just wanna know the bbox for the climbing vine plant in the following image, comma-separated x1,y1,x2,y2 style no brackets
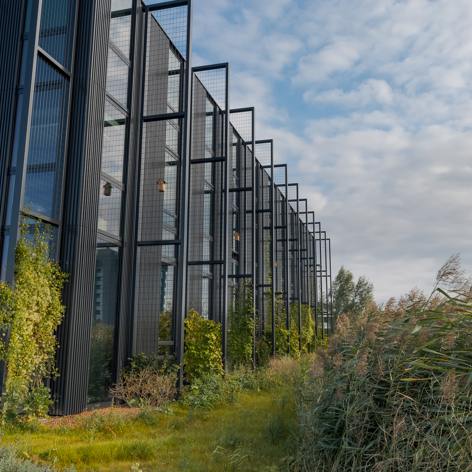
0,218,68,420
227,279,255,367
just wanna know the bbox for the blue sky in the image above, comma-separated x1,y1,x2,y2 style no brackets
191,0,472,302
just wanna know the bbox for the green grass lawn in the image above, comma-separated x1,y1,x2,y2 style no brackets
2,388,297,471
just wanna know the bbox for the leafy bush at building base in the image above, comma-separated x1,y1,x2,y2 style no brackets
184,310,223,381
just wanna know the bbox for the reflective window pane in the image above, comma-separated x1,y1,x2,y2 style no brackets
5,175,16,226
0,235,9,281
39,0,76,70
88,246,119,404
24,58,69,219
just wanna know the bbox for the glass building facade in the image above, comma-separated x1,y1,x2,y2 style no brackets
0,0,333,415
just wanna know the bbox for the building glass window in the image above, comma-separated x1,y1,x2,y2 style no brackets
88,245,120,404
10,94,24,167
0,236,10,281
23,57,69,219
39,0,77,70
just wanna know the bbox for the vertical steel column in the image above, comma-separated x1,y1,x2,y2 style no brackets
131,2,148,370
315,223,324,340
296,187,302,351
251,112,256,367
270,143,275,357
328,238,333,334
5,0,43,284
284,167,290,354
222,64,230,370
176,0,193,387
322,231,329,335
310,212,318,340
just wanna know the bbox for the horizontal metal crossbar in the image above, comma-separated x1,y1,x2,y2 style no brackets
193,63,228,72
143,112,184,122
137,240,182,246
147,0,189,12
188,261,224,265
191,157,225,164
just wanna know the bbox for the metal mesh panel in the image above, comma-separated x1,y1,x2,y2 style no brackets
98,178,122,237
134,245,178,358
110,12,132,59
229,110,254,279
144,13,185,117
195,69,227,112
106,46,129,108
103,100,126,182
138,120,181,241
288,185,298,213
230,110,252,145
150,6,188,58
188,76,227,321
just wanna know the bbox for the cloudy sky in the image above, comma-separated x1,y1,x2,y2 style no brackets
188,0,472,303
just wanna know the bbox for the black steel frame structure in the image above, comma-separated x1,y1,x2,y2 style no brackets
0,0,333,415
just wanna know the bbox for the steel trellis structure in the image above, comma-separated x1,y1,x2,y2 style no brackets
0,0,334,415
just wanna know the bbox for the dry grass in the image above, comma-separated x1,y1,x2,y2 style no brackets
109,366,177,409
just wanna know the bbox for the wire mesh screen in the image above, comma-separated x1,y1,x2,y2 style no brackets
274,188,285,295
273,166,286,187
110,11,132,59
289,207,298,302
144,13,185,117
194,68,227,112
133,245,179,358
150,6,188,58
138,120,181,241
187,76,227,321
288,185,298,213
230,110,253,145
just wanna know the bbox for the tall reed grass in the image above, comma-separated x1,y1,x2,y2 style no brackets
295,269,472,471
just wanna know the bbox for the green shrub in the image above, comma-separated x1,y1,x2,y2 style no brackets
295,288,472,471
184,310,223,381
228,280,255,367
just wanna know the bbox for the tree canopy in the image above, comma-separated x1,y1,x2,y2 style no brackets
332,266,374,320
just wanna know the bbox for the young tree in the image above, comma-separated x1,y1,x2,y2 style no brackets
332,266,374,320
332,266,355,318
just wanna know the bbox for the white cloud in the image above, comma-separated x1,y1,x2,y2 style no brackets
305,79,394,107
